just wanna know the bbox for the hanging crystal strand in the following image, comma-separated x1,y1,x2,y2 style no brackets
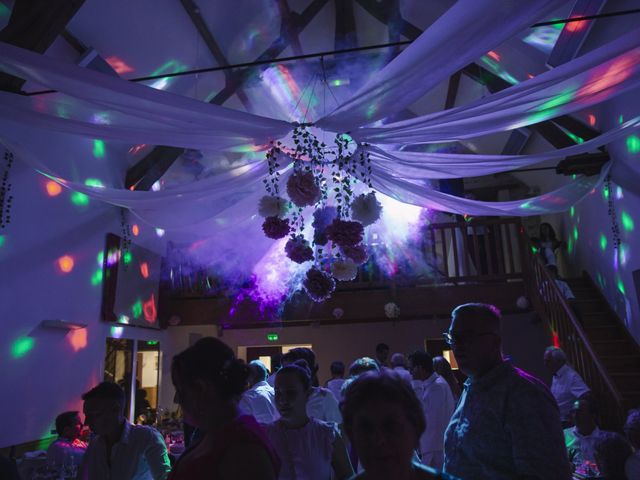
0,150,14,229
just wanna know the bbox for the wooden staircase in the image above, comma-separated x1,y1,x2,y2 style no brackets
566,274,640,413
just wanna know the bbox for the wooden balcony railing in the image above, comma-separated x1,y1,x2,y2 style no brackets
524,242,625,429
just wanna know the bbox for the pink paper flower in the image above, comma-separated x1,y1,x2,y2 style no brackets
341,244,369,265
326,219,364,247
262,216,290,239
303,267,336,302
285,235,314,264
286,171,321,207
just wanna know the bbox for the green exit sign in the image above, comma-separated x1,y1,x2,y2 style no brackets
266,333,279,342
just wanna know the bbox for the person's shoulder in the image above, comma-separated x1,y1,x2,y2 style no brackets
506,366,555,403
130,424,164,442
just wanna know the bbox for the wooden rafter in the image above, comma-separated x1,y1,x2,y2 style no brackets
126,0,329,190
0,0,86,92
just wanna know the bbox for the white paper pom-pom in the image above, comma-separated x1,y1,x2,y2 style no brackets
258,195,288,218
384,302,400,319
333,308,344,319
350,192,382,227
331,259,358,281
516,296,530,310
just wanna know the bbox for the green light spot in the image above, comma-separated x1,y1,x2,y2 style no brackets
627,135,640,154
571,174,577,180
570,206,575,217
267,333,279,342
619,115,624,124
93,140,105,158
617,278,626,295
567,237,574,254
521,201,531,210
97,251,104,265
599,234,607,251
84,178,104,188
565,131,584,144
71,192,89,206
123,251,132,264
118,315,129,324
90,269,103,286
147,341,158,346
573,226,579,241
531,246,538,254
0,235,5,247
132,300,143,318
621,211,634,231
11,336,35,359
0,3,10,17
603,184,610,200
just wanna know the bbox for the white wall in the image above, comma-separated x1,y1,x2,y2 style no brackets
0,144,166,448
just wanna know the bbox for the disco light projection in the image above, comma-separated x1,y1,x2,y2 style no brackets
11,336,34,359
90,269,103,286
573,226,579,241
627,135,640,154
97,251,104,266
68,328,88,352
45,180,62,197
570,206,575,217
147,60,187,91
132,299,143,319
105,56,134,75
143,294,157,323
262,65,315,121
57,255,75,274
564,17,587,33
616,186,624,200
106,248,120,266
479,54,519,85
118,315,130,324
92,140,105,159
0,235,5,248
619,243,630,266
621,211,634,232
155,228,165,238
140,261,149,279
110,326,124,338
587,114,596,127
599,233,607,251
84,178,104,188
123,251,132,265
132,224,140,236
71,192,89,206
522,22,562,53
617,277,626,295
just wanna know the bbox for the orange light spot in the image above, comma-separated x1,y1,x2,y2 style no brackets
140,262,149,279
588,114,596,126
143,294,157,323
105,56,134,75
565,18,587,33
578,53,639,98
487,50,500,62
527,73,535,79
68,328,88,352
132,224,140,236
129,185,136,191
57,255,75,273
46,181,62,197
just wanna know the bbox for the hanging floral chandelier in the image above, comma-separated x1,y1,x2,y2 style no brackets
258,126,382,302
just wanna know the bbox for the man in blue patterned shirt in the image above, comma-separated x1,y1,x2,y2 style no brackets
443,303,570,479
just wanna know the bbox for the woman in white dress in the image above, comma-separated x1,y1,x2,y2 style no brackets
263,360,353,480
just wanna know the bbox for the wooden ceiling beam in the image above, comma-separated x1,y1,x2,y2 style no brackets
0,0,86,92
126,0,329,190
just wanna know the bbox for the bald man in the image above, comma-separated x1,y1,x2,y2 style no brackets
443,303,570,480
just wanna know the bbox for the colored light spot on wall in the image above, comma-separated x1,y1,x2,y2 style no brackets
599,234,607,251
570,206,575,217
71,192,89,206
616,186,623,200
110,326,124,338
627,135,640,154
57,255,75,273
619,243,630,266
603,184,609,200
565,131,584,144
92,140,105,159
11,336,34,359
106,248,120,266
155,228,165,238
132,299,143,318
90,269,103,286
139,262,149,279
619,115,624,124
118,315,130,324
143,294,157,323
68,328,88,352
0,235,5,248
572,227,579,241
84,178,104,188
46,181,62,197
617,278,626,295
132,224,140,236
621,211,634,231
151,181,161,192
587,114,596,127
105,56,134,75
123,251,132,265
565,17,587,33
567,237,574,255
487,50,500,62
97,251,104,266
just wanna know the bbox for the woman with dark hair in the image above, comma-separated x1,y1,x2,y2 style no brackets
342,371,457,480
169,337,279,480
432,356,462,402
532,222,563,266
263,360,353,480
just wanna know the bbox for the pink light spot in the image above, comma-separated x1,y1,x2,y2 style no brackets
140,262,149,279
105,56,134,75
565,17,587,33
143,294,157,323
588,114,596,126
487,50,500,62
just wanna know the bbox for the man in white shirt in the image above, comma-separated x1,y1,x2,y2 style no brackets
239,360,279,423
47,411,87,470
624,408,640,479
408,350,455,470
326,361,346,403
390,353,413,384
544,347,590,426
79,382,171,480
564,398,603,467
